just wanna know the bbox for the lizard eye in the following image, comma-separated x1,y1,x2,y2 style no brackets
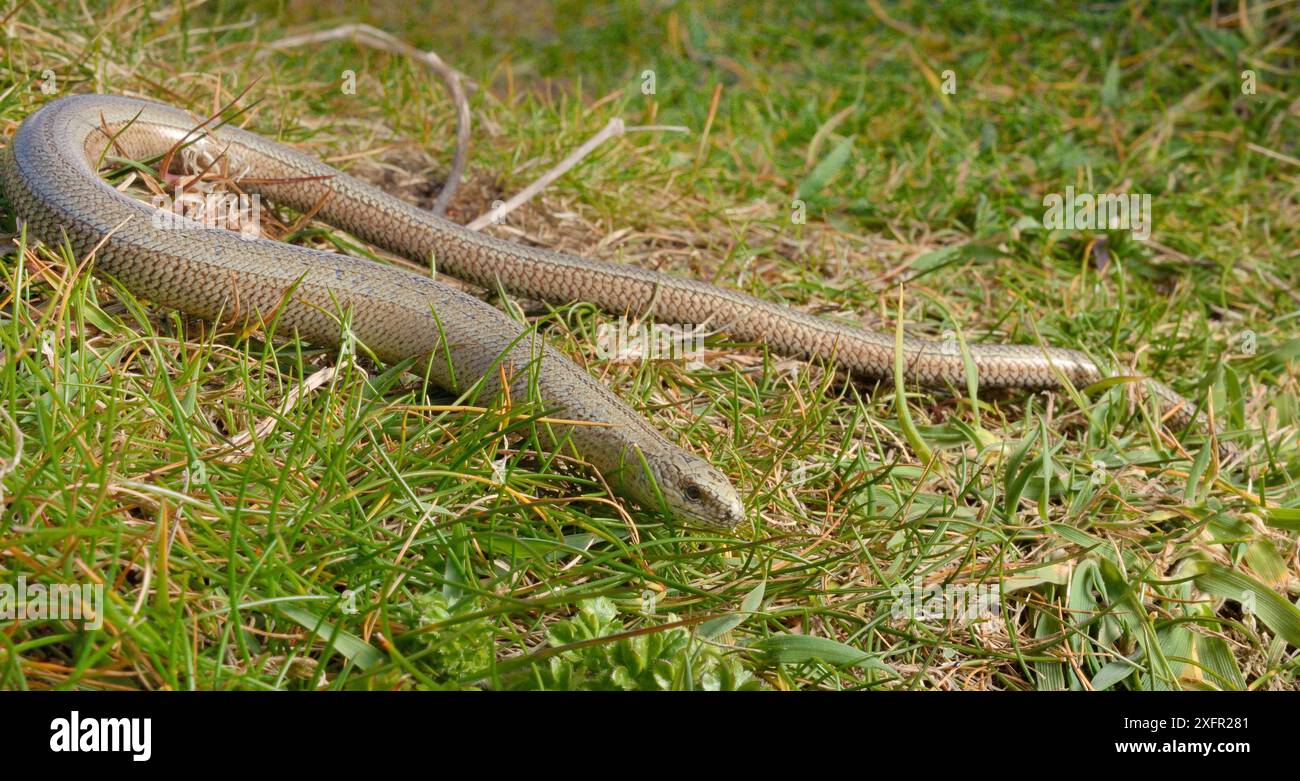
683,484,702,503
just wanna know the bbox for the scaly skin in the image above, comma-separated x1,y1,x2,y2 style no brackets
0,95,1210,528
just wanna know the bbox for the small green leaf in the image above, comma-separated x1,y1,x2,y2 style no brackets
442,556,467,605
1092,660,1138,690
1037,418,1052,520
796,139,853,200
1033,608,1066,690
1003,431,1039,519
907,244,962,274
278,605,383,671
1263,507,1300,531
698,580,765,640
1046,524,1108,554
741,580,766,614
893,287,936,468
1195,635,1246,691
1244,539,1289,590
753,635,895,676
1101,58,1121,107
1184,439,1212,505
1192,562,1300,647
1002,563,1072,592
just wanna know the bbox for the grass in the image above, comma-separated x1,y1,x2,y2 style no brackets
0,0,1298,690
